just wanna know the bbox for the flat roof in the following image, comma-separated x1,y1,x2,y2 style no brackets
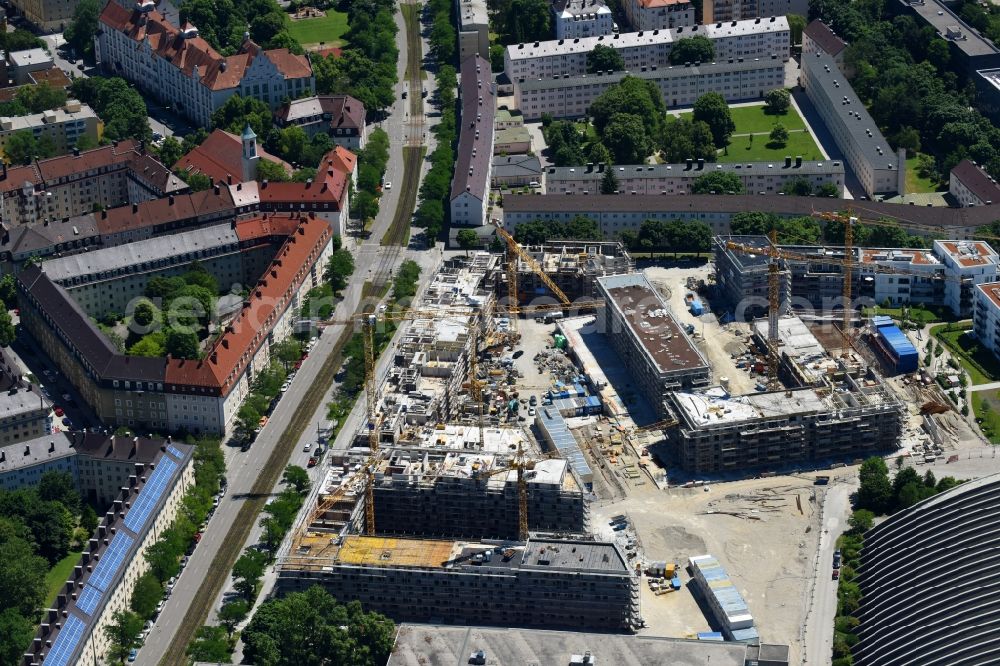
506,17,788,61
802,50,898,173
517,55,783,89
335,536,458,567
0,386,49,418
0,103,97,132
522,538,628,572
715,234,774,270
903,0,998,57
977,282,1000,310
672,386,828,426
389,625,751,666
598,273,708,375
936,240,998,267
7,48,52,67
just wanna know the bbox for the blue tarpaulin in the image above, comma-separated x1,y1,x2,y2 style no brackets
872,317,918,373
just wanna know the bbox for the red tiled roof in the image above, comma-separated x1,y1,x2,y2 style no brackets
313,46,343,59
164,213,333,391
804,20,847,57
325,145,357,176
173,129,292,184
256,148,353,209
99,3,310,92
234,215,301,242
265,49,312,79
97,188,236,236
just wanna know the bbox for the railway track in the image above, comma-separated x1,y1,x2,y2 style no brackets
158,315,362,666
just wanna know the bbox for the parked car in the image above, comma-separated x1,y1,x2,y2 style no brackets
128,648,138,662
832,569,840,580
307,456,318,467
303,442,312,452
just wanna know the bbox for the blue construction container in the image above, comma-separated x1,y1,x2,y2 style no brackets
584,395,602,415
871,316,918,374
689,297,704,316
697,632,724,641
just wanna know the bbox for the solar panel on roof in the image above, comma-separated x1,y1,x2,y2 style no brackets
88,532,134,592
75,584,102,616
166,444,185,460
45,615,86,666
124,457,178,533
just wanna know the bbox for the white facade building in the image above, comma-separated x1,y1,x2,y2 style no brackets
553,0,616,39
950,159,1000,207
457,0,491,61
935,240,1000,317
504,16,789,81
0,102,101,157
514,56,786,120
97,2,314,129
546,157,843,195
451,56,495,226
974,282,1000,358
800,50,904,198
623,0,696,31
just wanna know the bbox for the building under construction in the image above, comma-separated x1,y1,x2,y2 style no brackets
277,534,641,631
516,241,634,301
666,364,904,474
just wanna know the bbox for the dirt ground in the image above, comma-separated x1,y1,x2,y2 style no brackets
588,470,849,663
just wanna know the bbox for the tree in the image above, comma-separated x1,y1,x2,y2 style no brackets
80,504,99,534
588,141,612,165
256,158,290,183
543,120,585,167
0,274,16,310
600,167,619,194
38,471,80,514
661,117,717,163
131,300,160,329
129,333,166,358
456,229,480,256
130,572,163,619
602,112,652,164
187,625,232,661
165,328,200,360
692,93,736,148
891,126,921,157
156,136,185,169
104,610,143,665
489,44,505,73
857,456,892,514
4,131,44,165
218,599,250,637
184,172,213,192
0,310,14,346
586,44,625,73
502,0,552,43
64,0,101,60
0,536,47,617
691,171,744,194
70,77,150,142
781,176,813,196
847,509,874,535
788,14,807,45
273,339,302,370
324,249,355,292
816,182,840,197
668,36,715,64
282,465,310,495
769,123,789,147
0,608,34,666
232,548,269,602
242,585,395,666
764,88,791,115
589,76,665,140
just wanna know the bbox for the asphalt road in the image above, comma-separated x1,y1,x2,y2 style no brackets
803,482,853,665
138,1,436,660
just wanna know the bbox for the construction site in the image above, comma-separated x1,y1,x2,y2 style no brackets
273,212,992,661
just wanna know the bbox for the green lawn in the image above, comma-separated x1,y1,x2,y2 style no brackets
932,323,1000,385
905,155,944,194
716,130,823,163
680,103,807,133
972,388,1000,444
286,10,350,46
45,551,82,607
860,304,953,325
679,102,822,163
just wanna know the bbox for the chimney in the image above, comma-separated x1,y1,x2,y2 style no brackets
227,174,233,185
210,352,218,364
168,195,174,205
795,156,802,167
784,156,791,168
262,179,268,189
1,162,6,180
305,178,313,188
221,339,229,349
697,158,704,170
685,158,693,170
132,203,138,213
214,183,221,195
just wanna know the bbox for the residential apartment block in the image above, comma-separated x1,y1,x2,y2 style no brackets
504,17,789,82
802,19,847,67
96,2,314,128
16,213,336,436
0,101,101,159
546,157,843,195
9,0,75,31
21,443,194,666
949,159,1000,207
0,140,186,227
6,48,54,84
450,56,495,226
514,56,786,120
597,273,710,416
457,0,490,61
623,0,696,31
0,386,51,448
800,50,905,198
274,95,367,149
553,0,616,39
974,282,1000,360
714,235,1000,318
703,0,809,24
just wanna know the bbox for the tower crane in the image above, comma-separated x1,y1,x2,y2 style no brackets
476,442,562,542
811,212,857,357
